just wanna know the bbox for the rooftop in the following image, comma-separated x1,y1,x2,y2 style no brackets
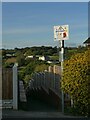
83,37,90,44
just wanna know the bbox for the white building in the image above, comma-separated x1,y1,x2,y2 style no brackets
47,61,53,64
39,56,46,61
26,55,34,59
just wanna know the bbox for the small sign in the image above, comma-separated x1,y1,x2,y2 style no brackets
54,25,69,41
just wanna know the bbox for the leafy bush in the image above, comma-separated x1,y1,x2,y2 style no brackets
61,49,90,116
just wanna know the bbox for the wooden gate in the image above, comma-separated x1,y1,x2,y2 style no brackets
2,64,18,109
2,68,13,100
2,68,13,108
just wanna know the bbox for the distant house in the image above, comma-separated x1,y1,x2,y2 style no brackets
6,54,12,57
47,61,53,64
26,55,34,58
25,55,35,59
6,54,16,58
39,56,45,61
6,52,16,58
83,37,90,47
39,56,49,61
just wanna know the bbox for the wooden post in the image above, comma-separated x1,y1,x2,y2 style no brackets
13,63,18,110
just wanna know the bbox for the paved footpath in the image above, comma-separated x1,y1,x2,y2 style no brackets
1,110,87,119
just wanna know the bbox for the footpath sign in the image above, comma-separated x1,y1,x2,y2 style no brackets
54,25,69,40
53,24,69,113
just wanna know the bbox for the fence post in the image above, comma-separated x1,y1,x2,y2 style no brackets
13,63,18,109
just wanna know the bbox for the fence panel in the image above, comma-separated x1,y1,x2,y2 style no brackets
2,68,13,100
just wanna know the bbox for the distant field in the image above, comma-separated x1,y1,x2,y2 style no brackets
6,57,16,63
49,56,59,61
68,49,77,53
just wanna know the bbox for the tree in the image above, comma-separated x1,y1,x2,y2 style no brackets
2,49,6,57
24,75,32,84
35,64,49,72
24,50,33,56
61,49,90,116
24,61,35,74
16,53,25,66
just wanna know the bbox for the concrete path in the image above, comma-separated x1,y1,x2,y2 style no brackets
2,110,86,119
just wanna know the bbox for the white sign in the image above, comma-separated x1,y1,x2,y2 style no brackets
54,25,69,40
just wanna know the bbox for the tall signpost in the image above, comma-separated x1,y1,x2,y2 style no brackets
54,25,69,113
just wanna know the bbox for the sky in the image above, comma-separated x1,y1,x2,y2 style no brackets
2,2,88,49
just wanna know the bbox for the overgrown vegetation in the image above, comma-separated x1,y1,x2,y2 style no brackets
2,46,58,84
2,46,88,87
61,48,90,116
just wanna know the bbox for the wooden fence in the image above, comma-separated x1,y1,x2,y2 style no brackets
2,64,18,109
2,68,13,100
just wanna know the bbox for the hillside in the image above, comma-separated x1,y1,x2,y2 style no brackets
2,46,88,84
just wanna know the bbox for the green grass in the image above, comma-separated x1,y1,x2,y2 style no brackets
49,56,59,61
